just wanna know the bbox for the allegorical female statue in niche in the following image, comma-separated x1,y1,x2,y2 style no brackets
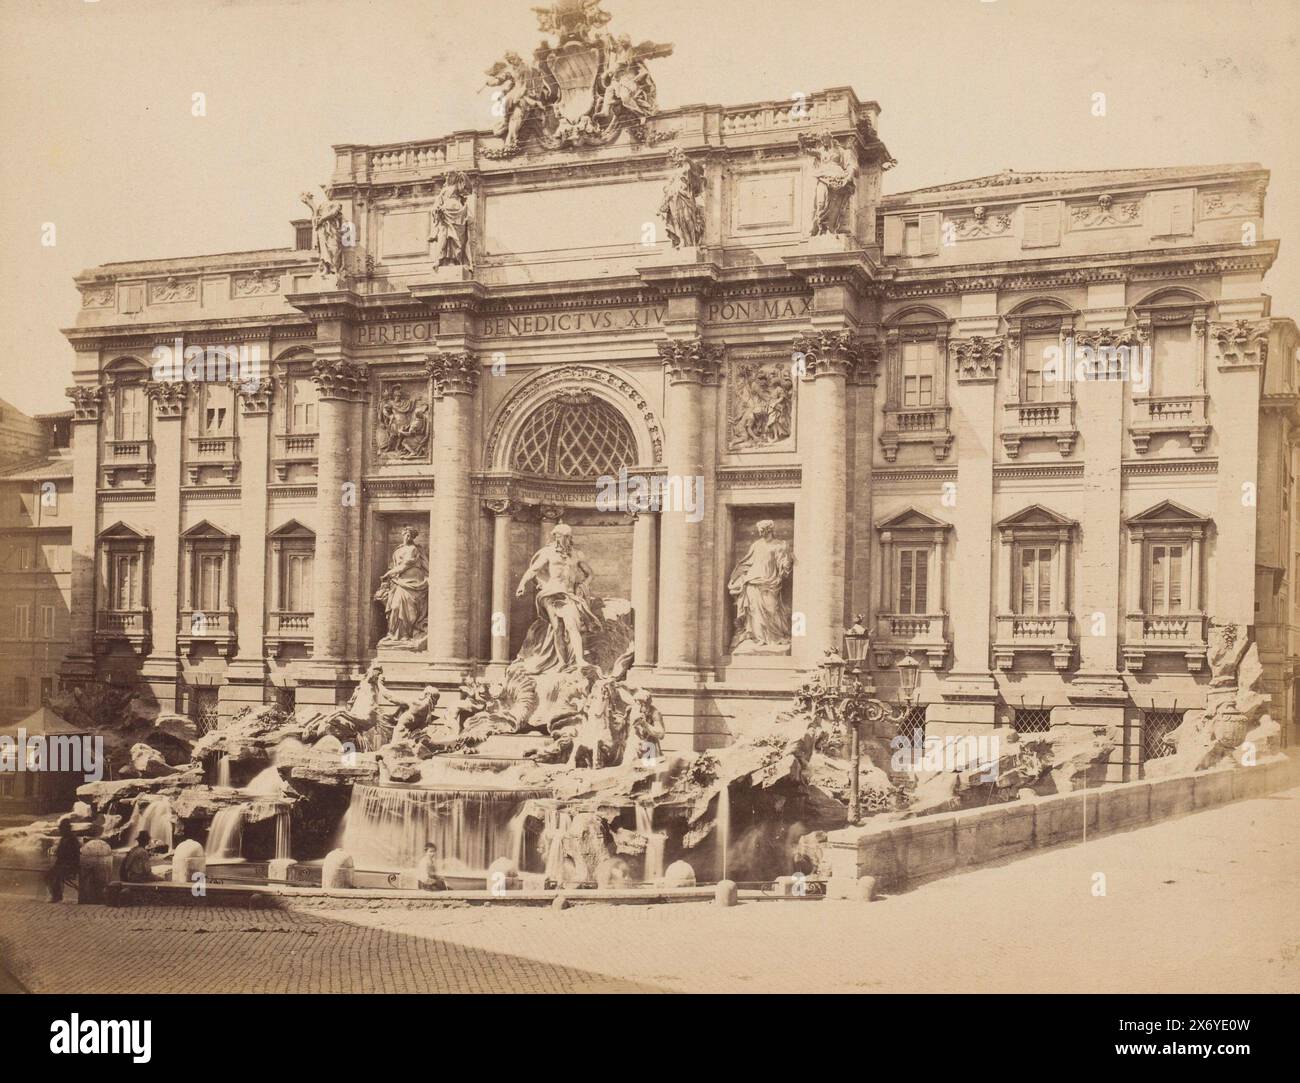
374,526,429,648
727,519,794,653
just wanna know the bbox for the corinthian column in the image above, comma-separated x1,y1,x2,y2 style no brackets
310,357,368,665
654,337,721,674
791,329,862,666
485,499,515,664
427,350,480,669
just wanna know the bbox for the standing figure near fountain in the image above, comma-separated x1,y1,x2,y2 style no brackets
515,524,596,673
375,526,429,648
728,519,793,653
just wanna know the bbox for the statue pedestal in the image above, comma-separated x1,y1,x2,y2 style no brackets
430,263,472,282
800,232,859,254
646,244,707,265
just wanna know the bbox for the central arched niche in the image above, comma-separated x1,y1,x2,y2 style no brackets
492,376,656,661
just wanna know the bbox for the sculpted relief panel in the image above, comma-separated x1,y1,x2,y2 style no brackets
728,357,796,452
374,380,432,463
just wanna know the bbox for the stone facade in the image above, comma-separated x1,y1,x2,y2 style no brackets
0,412,75,725
57,5,1298,778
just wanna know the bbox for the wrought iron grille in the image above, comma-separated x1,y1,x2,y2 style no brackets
898,705,927,745
1143,709,1182,761
1013,707,1052,734
191,688,219,734
512,394,638,479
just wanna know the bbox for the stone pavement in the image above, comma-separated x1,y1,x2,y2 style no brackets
2,788,1298,994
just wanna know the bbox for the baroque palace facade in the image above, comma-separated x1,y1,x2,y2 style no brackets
58,3,1298,778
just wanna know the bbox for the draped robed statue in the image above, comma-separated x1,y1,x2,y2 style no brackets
728,519,793,653
374,526,429,648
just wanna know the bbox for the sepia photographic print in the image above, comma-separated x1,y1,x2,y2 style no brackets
0,0,1297,1048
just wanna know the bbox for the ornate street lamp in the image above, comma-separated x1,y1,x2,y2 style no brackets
814,624,925,826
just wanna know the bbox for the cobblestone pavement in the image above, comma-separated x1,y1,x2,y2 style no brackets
2,789,1298,994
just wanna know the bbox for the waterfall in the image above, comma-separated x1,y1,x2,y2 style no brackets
635,800,666,883
208,805,248,861
128,797,174,852
340,785,550,875
215,754,231,788
275,808,291,861
543,808,571,884
244,766,284,796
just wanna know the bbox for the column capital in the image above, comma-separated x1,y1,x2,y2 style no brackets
657,337,723,385
426,350,481,397
791,328,872,381
145,378,190,418
231,377,274,415
65,384,103,421
952,335,1005,384
311,357,369,401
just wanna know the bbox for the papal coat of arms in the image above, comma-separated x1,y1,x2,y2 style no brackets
482,0,672,155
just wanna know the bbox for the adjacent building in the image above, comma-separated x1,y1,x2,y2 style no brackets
57,3,1298,777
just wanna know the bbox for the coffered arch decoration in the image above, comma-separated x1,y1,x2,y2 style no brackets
484,364,663,476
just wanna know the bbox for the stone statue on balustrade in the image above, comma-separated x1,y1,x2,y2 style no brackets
798,131,856,236
374,527,429,650
300,187,350,282
658,146,705,250
430,171,473,269
728,519,794,654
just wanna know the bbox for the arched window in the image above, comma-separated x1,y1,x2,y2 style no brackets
511,393,637,480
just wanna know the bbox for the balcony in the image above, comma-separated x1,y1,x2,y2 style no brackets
879,405,953,462
1122,612,1208,673
273,433,318,482
187,436,239,484
873,613,949,667
103,439,155,487
1001,399,1078,457
93,608,152,654
1129,395,1210,454
265,610,313,657
993,614,1074,671
177,609,238,657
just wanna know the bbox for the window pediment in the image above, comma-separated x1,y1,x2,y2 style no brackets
996,504,1076,535
1125,499,1208,526
98,521,148,541
876,507,952,533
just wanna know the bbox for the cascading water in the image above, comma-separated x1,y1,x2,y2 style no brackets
244,766,284,796
341,785,549,874
215,754,231,788
207,805,247,861
635,800,666,883
128,797,174,851
275,808,291,861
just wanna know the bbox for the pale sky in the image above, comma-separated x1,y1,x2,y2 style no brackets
1,0,1296,415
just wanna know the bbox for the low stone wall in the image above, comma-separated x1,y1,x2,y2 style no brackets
824,755,1299,892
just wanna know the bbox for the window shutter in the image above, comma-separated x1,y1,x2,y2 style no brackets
883,216,904,256
1038,548,1053,612
1150,545,1166,611
1168,546,1183,610
1020,549,1034,612
899,550,913,613
914,552,929,614
1022,202,1062,249
918,212,941,255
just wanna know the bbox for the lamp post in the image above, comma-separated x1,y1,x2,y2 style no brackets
814,621,924,826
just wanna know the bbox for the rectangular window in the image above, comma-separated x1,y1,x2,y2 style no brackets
1023,332,1058,402
1152,324,1195,396
118,384,146,440
40,605,54,639
12,676,28,707
290,378,318,433
1017,545,1054,615
204,406,228,434
901,342,936,408
112,553,142,610
196,553,224,611
1149,544,1185,613
16,546,30,571
40,677,54,704
284,551,314,611
13,604,30,638
897,547,930,615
